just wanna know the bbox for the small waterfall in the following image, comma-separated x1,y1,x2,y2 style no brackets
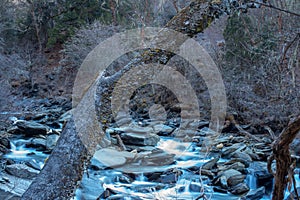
246,163,257,189
136,173,147,182
10,141,16,151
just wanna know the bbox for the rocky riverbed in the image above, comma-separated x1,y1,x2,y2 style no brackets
0,103,299,200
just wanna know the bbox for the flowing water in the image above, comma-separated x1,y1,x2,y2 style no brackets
4,136,300,199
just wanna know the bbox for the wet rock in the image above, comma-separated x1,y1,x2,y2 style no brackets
157,168,182,184
227,174,246,187
202,157,219,170
26,138,46,150
218,169,243,188
114,174,133,184
220,162,246,172
230,183,250,195
241,186,265,200
189,182,202,192
250,162,273,188
141,149,175,166
232,151,252,162
0,137,10,149
224,158,250,168
213,186,228,194
46,134,59,150
153,124,174,136
0,172,32,199
5,163,39,179
199,169,215,179
93,148,135,167
8,120,49,136
222,143,247,158
120,133,160,146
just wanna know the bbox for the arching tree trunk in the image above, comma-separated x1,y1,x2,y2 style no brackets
22,1,268,199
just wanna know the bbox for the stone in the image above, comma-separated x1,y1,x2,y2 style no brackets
241,186,265,200
93,148,135,167
140,150,175,166
120,133,160,146
232,151,252,162
202,157,219,170
219,169,243,188
0,172,32,199
46,134,59,150
227,174,246,187
153,124,174,136
189,182,202,192
26,138,46,150
230,183,250,195
5,164,39,179
8,120,49,136
222,143,247,158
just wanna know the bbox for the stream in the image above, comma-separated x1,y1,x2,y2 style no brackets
4,135,300,200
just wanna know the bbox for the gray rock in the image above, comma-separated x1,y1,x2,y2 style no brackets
8,120,49,136
202,157,219,170
241,186,265,200
228,174,246,187
120,133,160,146
0,172,32,199
222,143,247,158
140,150,175,166
230,183,250,195
26,138,46,150
153,124,174,136
219,169,243,188
5,164,39,179
232,151,252,162
93,148,135,167
46,134,59,150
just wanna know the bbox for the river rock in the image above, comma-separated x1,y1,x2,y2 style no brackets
230,183,250,195
0,172,32,199
93,148,135,167
140,149,175,166
26,138,46,150
227,174,246,187
153,124,174,136
8,120,49,136
120,133,160,146
241,186,265,200
222,143,247,158
46,134,59,150
218,169,243,188
5,163,39,179
202,157,219,170
232,151,252,162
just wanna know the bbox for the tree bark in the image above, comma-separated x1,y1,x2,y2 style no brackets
268,116,300,200
21,118,88,200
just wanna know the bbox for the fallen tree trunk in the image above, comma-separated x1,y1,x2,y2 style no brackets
21,118,88,200
268,116,300,200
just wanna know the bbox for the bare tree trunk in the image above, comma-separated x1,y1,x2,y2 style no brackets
21,118,89,200
268,116,300,200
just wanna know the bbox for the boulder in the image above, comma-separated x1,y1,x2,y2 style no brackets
218,169,244,188
241,186,265,200
5,164,39,179
230,183,250,195
120,133,160,146
202,157,219,170
93,148,135,167
232,151,252,162
46,134,59,150
8,120,49,136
